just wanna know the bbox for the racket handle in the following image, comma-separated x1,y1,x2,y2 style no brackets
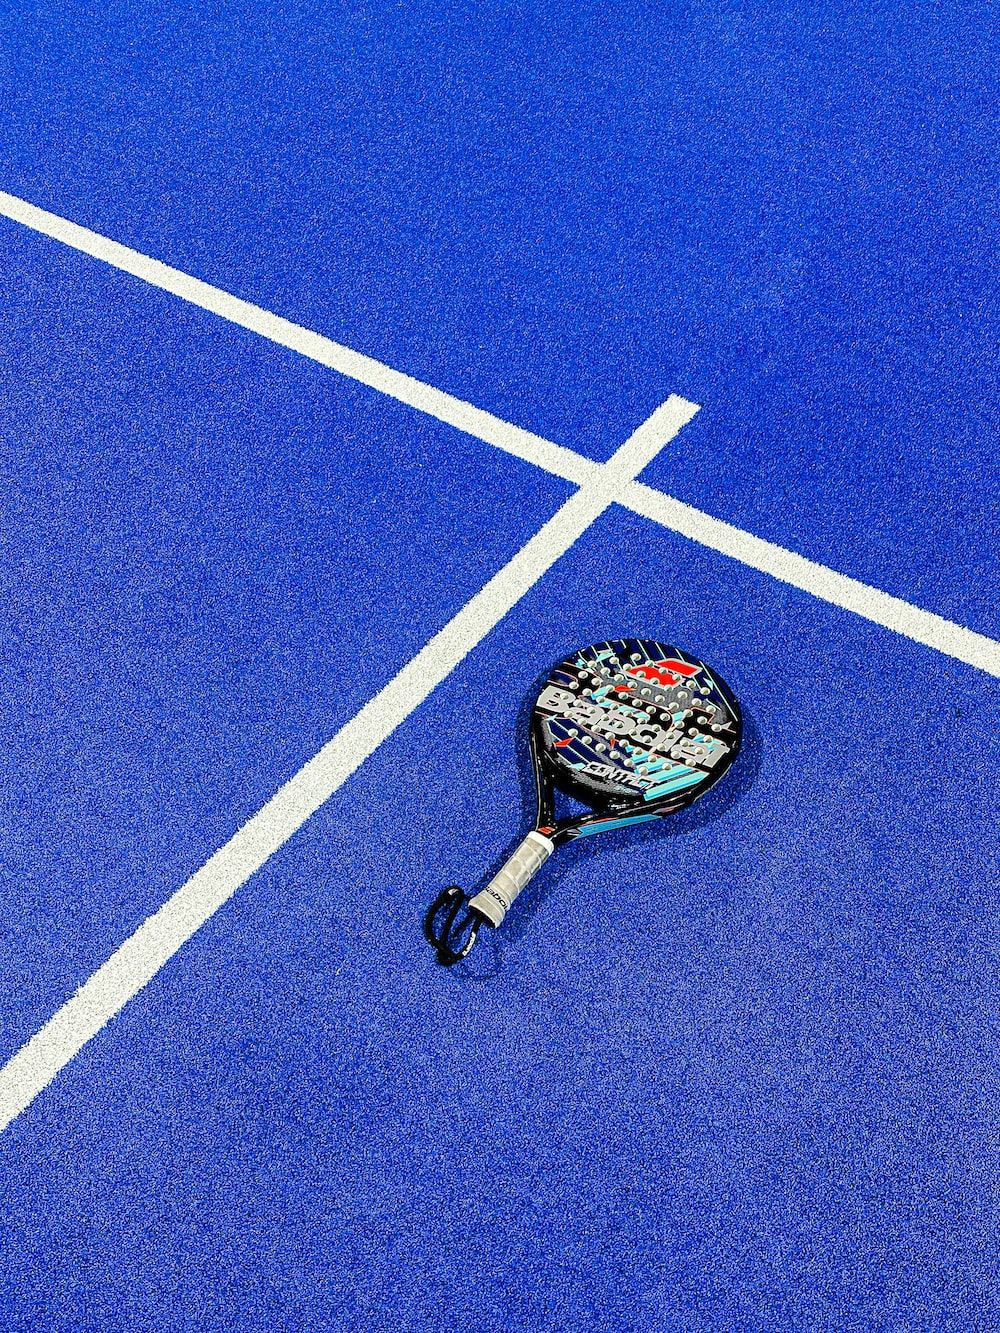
469,831,555,928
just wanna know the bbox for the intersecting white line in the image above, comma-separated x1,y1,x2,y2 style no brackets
0,187,998,1135
2,189,996,678
0,397,698,1134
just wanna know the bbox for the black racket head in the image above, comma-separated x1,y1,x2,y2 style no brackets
532,638,741,820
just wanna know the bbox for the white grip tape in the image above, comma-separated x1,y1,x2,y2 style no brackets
468,831,555,929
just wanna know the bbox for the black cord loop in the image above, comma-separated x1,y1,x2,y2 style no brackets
424,886,486,966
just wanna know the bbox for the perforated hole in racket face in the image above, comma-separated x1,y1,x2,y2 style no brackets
532,638,741,822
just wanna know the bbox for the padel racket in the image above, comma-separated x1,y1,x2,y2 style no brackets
425,637,742,964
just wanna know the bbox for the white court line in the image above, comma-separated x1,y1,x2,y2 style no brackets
0,187,998,1132
0,191,595,488
0,398,698,1134
2,189,997,678
626,485,1000,678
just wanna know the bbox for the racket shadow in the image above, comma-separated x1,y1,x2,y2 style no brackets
431,663,762,979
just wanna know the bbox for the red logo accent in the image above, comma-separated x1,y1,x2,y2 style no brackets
554,738,573,748
625,658,700,687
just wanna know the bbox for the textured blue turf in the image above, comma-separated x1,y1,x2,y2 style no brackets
2,1,997,631
1,1,998,1329
2,515,997,1331
0,222,568,1061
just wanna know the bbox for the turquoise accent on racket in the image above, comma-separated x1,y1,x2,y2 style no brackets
574,813,661,837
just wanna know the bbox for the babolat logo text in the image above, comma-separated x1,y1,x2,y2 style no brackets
537,684,729,769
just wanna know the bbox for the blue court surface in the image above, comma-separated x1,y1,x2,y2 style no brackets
1,5,997,1331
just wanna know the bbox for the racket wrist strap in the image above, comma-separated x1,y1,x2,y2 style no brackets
468,831,555,928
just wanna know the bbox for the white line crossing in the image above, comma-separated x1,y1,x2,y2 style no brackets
0,186,998,1134
2,190,995,677
0,396,697,1133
